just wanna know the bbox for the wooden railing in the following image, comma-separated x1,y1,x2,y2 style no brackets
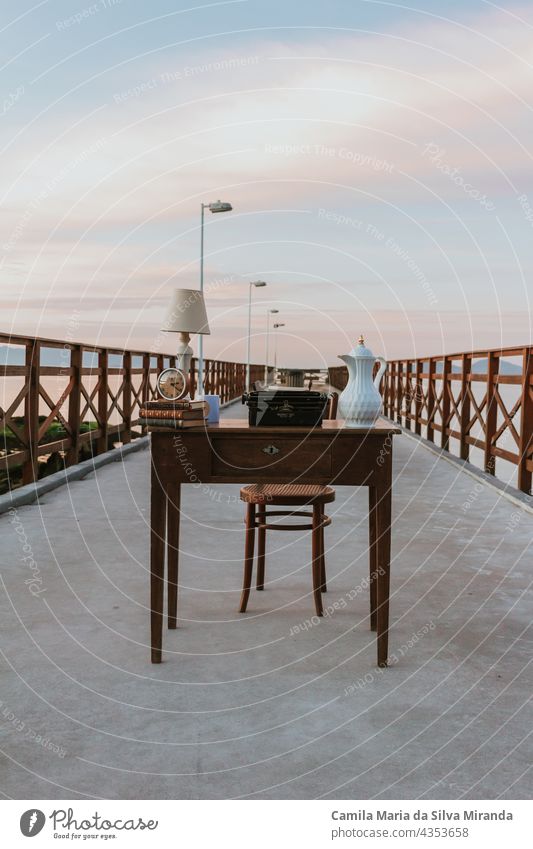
330,346,533,494
7,332,530,494
0,332,264,491
195,359,264,402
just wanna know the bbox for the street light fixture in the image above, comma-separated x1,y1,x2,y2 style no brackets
246,281,267,391
265,309,279,385
273,322,285,376
198,199,233,395
207,201,233,213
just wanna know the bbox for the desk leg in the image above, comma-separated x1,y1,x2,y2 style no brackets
150,462,166,663
167,483,180,629
375,473,392,668
368,486,378,632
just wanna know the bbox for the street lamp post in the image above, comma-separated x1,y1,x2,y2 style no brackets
198,199,232,395
273,322,285,377
246,281,267,391
264,309,279,385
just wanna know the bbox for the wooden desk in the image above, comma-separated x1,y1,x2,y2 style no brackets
149,418,400,666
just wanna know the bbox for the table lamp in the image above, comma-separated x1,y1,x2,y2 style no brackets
161,288,211,383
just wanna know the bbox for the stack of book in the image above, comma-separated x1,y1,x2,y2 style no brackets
139,399,209,429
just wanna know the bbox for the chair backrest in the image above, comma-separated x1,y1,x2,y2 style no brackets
326,392,339,420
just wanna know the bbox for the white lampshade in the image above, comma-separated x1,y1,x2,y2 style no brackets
161,288,211,335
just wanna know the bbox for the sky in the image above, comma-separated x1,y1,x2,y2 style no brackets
1,0,532,368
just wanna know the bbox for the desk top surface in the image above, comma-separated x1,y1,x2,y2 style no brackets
150,417,401,436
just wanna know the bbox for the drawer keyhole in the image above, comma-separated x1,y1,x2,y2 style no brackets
262,444,280,455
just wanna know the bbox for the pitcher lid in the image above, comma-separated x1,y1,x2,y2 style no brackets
349,334,375,358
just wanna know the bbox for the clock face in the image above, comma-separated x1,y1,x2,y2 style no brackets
156,367,187,400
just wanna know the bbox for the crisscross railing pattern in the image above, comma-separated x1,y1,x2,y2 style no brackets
1,332,264,490
329,346,533,494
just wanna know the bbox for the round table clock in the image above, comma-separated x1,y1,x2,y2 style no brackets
156,367,188,401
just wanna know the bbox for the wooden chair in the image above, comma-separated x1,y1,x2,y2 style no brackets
239,393,338,617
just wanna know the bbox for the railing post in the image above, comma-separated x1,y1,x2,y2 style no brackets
387,363,393,418
66,344,82,466
427,357,436,443
207,359,212,396
97,349,109,455
390,360,396,420
231,362,236,400
414,359,422,436
518,346,533,494
142,353,151,405
395,361,403,424
404,359,412,428
383,363,390,417
389,362,394,419
390,360,397,420
141,353,150,435
22,338,40,485
460,353,471,461
381,366,387,416
122,351,132,444
441,355,451,450
484,351,498,475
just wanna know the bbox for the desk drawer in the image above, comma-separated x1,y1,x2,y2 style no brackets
210,436,331,479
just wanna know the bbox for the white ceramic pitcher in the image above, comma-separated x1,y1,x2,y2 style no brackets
338,335,388,427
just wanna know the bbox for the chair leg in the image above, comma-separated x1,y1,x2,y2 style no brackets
312,505,324,616
319,517,327,593
256,504,266,590
239,503,256,613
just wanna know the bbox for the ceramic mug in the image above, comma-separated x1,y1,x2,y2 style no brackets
204,394,220,423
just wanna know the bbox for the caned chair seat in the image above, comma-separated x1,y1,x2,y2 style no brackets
240,483,335,506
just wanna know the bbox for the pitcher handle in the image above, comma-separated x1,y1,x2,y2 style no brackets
374,356,387,391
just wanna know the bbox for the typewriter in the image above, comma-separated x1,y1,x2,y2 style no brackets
242,389,330,427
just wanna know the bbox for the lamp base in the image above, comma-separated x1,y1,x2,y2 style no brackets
176,332,193,397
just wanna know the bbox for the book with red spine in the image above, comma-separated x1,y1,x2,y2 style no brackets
139,417,207,429
139,408,206,420
145,399,208,413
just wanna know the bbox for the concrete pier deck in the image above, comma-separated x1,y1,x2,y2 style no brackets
0,408,531,800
